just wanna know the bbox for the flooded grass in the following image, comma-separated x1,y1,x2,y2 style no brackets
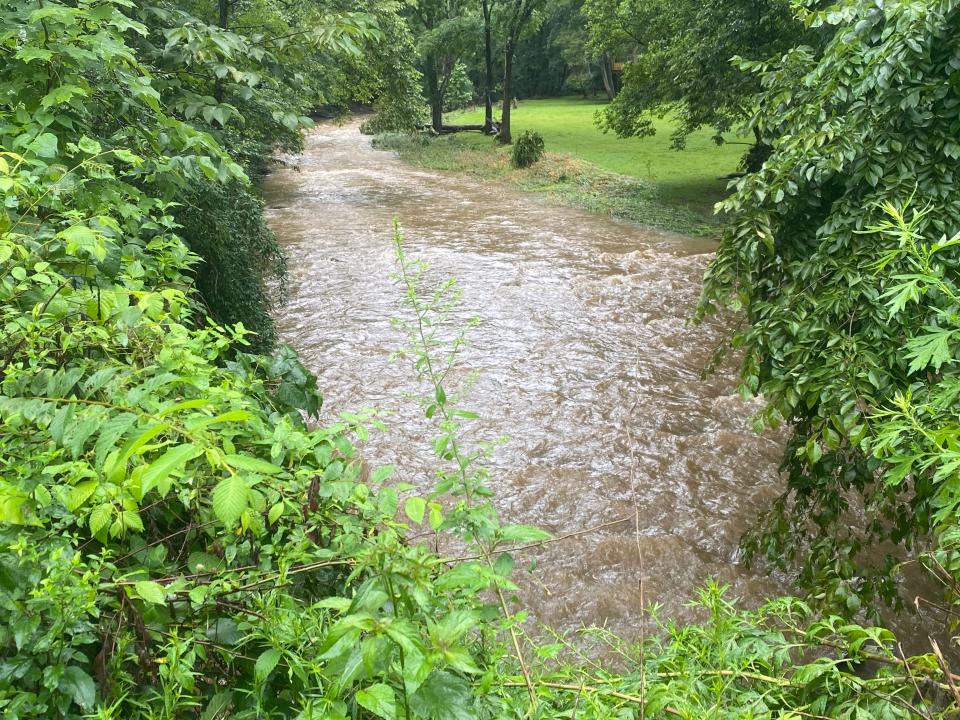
372,130,718,237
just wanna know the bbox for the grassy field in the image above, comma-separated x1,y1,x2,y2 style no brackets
373,130,714,236
446,97,747,214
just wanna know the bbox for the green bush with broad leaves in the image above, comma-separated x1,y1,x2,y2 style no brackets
698,0,960,615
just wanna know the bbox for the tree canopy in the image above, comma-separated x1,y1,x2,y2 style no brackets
586,0,807,155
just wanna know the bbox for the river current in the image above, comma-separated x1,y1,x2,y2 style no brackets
261,121,934,643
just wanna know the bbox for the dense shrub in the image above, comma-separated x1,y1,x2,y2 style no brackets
173,178,286,352
700,0,960,613
511,130,545,168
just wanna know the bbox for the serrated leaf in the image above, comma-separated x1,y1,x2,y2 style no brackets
185,410,253,430
268,501,284,525
224,453,283,475
428,504,443,531
498,524,552,544
409,670,475,720
200,690,233,720
356,683,396,719
49,404,74,444
370,465,395,484
905,328,954,373
66,480,99,512
88,504,112,536
134,580,167,605
254,648,282,681
94,412,138,469
27,132,58,158
212,475,250,526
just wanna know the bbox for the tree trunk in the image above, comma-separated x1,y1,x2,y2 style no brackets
743,125,772,173
600,54,616,101
214,0,230,102
482,0,495,134
424,55,444,133
499,37,515,144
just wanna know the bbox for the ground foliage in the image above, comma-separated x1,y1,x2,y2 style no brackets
699,0,960,620
0,0,958,718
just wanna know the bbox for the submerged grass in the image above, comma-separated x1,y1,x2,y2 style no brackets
373,131,716,237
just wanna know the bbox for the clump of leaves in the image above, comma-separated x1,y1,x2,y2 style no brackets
511,130,545,168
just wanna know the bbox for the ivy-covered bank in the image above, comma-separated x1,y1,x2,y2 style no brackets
1,1,959,719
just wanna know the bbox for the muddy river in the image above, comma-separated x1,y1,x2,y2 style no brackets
262,121,936,644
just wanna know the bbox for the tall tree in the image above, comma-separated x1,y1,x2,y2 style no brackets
481,0,497,133
410,0,479,132
585,0,806,163
498,0,545,144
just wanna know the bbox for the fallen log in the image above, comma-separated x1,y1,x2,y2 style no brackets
439,123,488,134
417,123,494,135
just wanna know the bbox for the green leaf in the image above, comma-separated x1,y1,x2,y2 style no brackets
428,504,443,531
498,524,552,544
27,132,58,158
905,328,954,374
370,465,395,484
59,666,96,710
404,496,426,525
66,480,99,512
409,670,476,720
77,136,101,155
141,443,202,497
94,412,139,469
268,501,284,525
356,683,396,719
224,453,283,475
212,475,250,526
254,648,282,681
60,225,104,260
41,84,88,109
134,580,167,605
494,553,514,576
88,504,112,537
201,691,233,720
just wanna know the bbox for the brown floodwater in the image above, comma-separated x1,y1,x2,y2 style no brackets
262,121,939,645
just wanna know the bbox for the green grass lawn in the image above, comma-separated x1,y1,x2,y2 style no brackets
446,97,747,214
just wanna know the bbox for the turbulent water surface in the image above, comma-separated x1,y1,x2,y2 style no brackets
262,121,926,640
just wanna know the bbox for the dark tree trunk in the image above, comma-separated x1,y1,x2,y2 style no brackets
499,36,515,144
424,55,444,133
744,125,772,173
482,0,496,134
214,0,230,102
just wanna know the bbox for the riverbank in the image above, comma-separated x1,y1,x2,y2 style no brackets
372,131,718,237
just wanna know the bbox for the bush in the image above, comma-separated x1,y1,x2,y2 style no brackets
511,130,545,168
172,178,286,353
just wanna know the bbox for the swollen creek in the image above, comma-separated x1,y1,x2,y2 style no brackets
262,121,937,646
